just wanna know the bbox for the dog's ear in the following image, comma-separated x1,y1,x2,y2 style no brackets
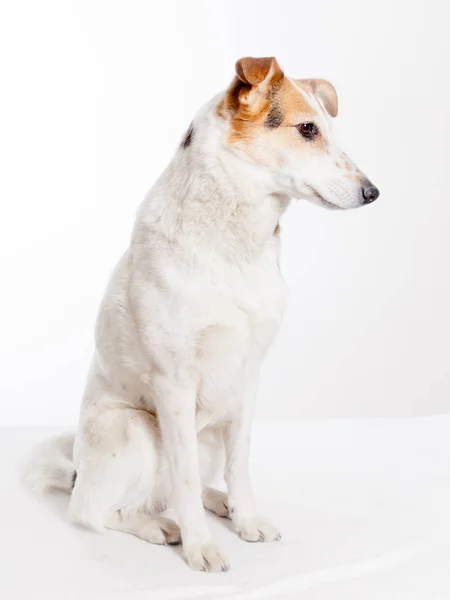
221,57,284,117
235,57,284,107
302,79,338,117
235,57,282,87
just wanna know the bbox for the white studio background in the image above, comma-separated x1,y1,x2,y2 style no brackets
0,0,449,426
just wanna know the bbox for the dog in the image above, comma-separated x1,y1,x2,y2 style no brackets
26,57,379,572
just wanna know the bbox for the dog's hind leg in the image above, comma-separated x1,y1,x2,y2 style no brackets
69,376,168,535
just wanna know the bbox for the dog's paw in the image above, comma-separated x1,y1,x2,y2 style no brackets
158,517,182,545
202,487,229,518
142,516,181,545
237,517,281,543
184,542,230,572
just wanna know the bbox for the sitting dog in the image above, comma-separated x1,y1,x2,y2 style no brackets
28,57,379,571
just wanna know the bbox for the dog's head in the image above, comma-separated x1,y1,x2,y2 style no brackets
218,57,379,209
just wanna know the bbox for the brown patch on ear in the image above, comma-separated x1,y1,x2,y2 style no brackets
274,223,281,236
218,57,284,122
235,57,281,86
302,79,338,117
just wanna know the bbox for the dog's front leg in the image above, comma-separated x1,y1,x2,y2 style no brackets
154,374,229,571
225,378,281,543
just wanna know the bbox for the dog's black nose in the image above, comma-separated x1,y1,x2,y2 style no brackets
362,183,380,204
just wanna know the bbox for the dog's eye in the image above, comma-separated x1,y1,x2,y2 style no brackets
296,122,319,139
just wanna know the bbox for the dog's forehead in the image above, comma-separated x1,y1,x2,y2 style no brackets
268,78,311,120
285,78,329,122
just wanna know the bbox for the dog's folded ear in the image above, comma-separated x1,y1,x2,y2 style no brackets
302,79,338,118
235,57,283,87
221,57,284,118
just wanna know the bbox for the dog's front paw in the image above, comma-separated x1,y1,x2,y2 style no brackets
184,542,230,572
237,517,281,543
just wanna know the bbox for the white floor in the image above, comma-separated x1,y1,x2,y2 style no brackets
2,417,450,599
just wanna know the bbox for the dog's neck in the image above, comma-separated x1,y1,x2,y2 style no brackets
137,96,289,263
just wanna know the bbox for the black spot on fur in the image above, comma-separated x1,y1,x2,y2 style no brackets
181,124,194,148
71,471,77,489
265,104,283,129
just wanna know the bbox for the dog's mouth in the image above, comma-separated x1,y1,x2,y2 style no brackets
306,185,340,210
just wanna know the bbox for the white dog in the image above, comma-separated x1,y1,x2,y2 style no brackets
27,57,379,571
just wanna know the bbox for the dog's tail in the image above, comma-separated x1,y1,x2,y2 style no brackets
23,433,77,495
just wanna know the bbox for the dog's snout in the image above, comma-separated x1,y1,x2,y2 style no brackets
361,182,380,204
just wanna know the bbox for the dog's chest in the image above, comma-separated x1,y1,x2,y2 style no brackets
195,256,286,425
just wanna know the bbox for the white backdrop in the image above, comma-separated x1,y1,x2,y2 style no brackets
1,0,449,426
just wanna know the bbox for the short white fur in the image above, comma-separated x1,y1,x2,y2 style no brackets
25,60,377,572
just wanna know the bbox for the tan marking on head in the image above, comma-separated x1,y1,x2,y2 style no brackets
217,58,341,171
276,78,329,150
220,65,327,149
278,78,316,123
274,223,280,236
